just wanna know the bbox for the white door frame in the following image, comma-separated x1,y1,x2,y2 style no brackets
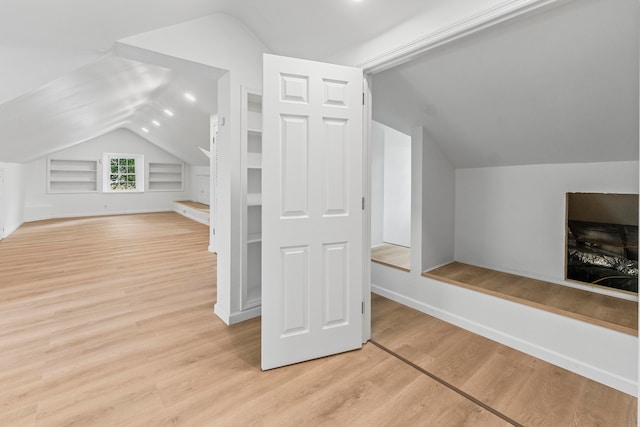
0,169,4,241
361,76,373,342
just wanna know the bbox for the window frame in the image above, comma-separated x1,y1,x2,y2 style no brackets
102,153,145,193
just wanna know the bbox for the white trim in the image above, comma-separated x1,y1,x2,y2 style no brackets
362,75,373,343
213,303,231,324
361,0,570,74
214,302,261,325
198,146,212,159
371,284,638,396
174,202,210,226
0,168,3,240
23,209,170,223
175,210,209,226
3,221,23,239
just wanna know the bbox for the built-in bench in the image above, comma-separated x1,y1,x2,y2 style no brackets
423,262,638,336
174,201,210,226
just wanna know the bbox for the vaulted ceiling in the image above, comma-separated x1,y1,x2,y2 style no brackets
0,0,442,165
0,0,637,168
372,0,639,168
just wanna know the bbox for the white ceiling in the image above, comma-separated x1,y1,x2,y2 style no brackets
0,55,218,165
0,0,234,52
222,0,438,61
373,0,639,168
0,0,637,168
0,0,441,165
0,0,435,60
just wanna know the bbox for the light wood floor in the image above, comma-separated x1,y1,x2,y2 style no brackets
371,243,411,271
424,262,638,336
0,213,636,426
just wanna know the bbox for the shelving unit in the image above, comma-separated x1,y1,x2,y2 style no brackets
148,162,184,191
47,158,98,193
241,88,263,310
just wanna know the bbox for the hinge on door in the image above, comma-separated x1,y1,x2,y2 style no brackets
362,197,365,210
362,93,365,105
361,301,364,314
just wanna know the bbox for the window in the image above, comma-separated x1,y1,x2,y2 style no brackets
102,153,144,192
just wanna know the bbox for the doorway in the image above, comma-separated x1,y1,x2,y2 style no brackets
0,169,4,240
370,121,411,271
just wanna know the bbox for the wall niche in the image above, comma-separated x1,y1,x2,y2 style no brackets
566,193,638,294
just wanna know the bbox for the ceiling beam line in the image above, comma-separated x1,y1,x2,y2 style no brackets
361,0,574,74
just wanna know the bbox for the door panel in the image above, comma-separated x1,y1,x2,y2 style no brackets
0,169,4,240
262,54,364,370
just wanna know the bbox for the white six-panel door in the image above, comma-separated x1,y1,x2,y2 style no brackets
261,54,364,370
0,169,4,240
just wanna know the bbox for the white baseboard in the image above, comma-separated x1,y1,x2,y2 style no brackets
214,303,261,326
214,303,231,325
229,306,261,324
371,284,638,397
24,208,170,223
1,220,24,239
174,203,210,226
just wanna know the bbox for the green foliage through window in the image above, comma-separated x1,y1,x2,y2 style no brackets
109,158,137,190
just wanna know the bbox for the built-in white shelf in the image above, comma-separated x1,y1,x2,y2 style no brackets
247,193,262,206
48,158,98,193
247,152,262,169
247,232,262,243
241,88,263,311
148,162,184,192
247,93,262,132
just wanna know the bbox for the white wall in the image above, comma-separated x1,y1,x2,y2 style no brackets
419,127,455,271
191,165,210,203
0,162,25,238
382,124,412,247
371,121,412,248
455,161,639,290
370,122,385,247
24,128,190,221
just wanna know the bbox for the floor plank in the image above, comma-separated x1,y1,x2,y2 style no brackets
0,213,635,426
371,243,411,271
371,293,637,427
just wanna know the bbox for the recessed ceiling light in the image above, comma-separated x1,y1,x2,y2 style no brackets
152,120,160,126
184,92,196,102
164,109,174,117
142,127,149,133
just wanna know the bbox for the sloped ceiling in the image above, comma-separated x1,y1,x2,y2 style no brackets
221,0,437,61
372,0,639,168
0,0,437,60
0,0,637,169
0,0,441,166
0,54,218,165
0,0,234,52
